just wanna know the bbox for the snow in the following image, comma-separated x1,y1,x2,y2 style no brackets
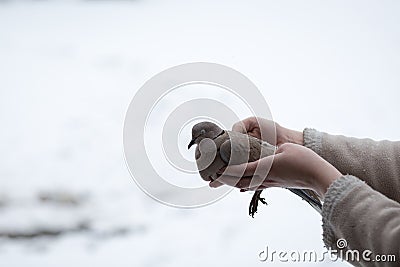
1,0,399,266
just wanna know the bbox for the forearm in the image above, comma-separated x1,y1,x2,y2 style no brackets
303,129,400,203
322,175,400,266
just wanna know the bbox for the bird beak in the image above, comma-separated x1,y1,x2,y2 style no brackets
188,139,195,149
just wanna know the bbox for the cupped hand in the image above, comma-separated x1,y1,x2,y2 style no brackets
211,143,342,198
232,117,304,146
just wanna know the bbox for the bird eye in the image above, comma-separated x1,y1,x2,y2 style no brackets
200,129,206,135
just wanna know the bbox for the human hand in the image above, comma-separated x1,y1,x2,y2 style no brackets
212,143,342,198
232,117,304,146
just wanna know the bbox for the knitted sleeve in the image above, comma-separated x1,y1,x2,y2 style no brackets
303,129,400,203
322,175,400,267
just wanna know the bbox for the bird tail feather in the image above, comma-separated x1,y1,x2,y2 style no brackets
288,188,322,214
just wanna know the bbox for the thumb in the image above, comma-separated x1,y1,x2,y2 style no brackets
232,120,248,134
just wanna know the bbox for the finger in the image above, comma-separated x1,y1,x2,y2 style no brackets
216,167,226,174
222,155,275,178
221,161,258,177
201,175,212,182
209,180,224,188
217,175,253,188
247,130,261,139
217,174,268,189
232,120,248,133
247,181,279,191
254,117,274,142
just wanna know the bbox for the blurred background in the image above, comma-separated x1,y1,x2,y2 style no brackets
1,0,399,266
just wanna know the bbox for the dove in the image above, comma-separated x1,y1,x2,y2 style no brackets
188,121,322,217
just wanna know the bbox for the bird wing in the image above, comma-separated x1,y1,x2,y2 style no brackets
220,131,273,165
219,139,231,164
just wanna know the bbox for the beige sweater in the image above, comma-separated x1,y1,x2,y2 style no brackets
303,129,400,267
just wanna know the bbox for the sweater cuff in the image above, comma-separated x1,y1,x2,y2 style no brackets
303,128,323,156
321,175,365,249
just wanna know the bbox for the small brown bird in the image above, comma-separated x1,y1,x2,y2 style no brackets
188,121,322,217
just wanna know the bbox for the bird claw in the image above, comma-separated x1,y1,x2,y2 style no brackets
249,191,267,218
259,197,267,205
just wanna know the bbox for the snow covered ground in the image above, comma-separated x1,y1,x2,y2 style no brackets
0,0,399,266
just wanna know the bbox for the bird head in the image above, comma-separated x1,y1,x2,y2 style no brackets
188,121,224,149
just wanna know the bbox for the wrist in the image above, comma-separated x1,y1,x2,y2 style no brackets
313,165,342,198
279,126,304,146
